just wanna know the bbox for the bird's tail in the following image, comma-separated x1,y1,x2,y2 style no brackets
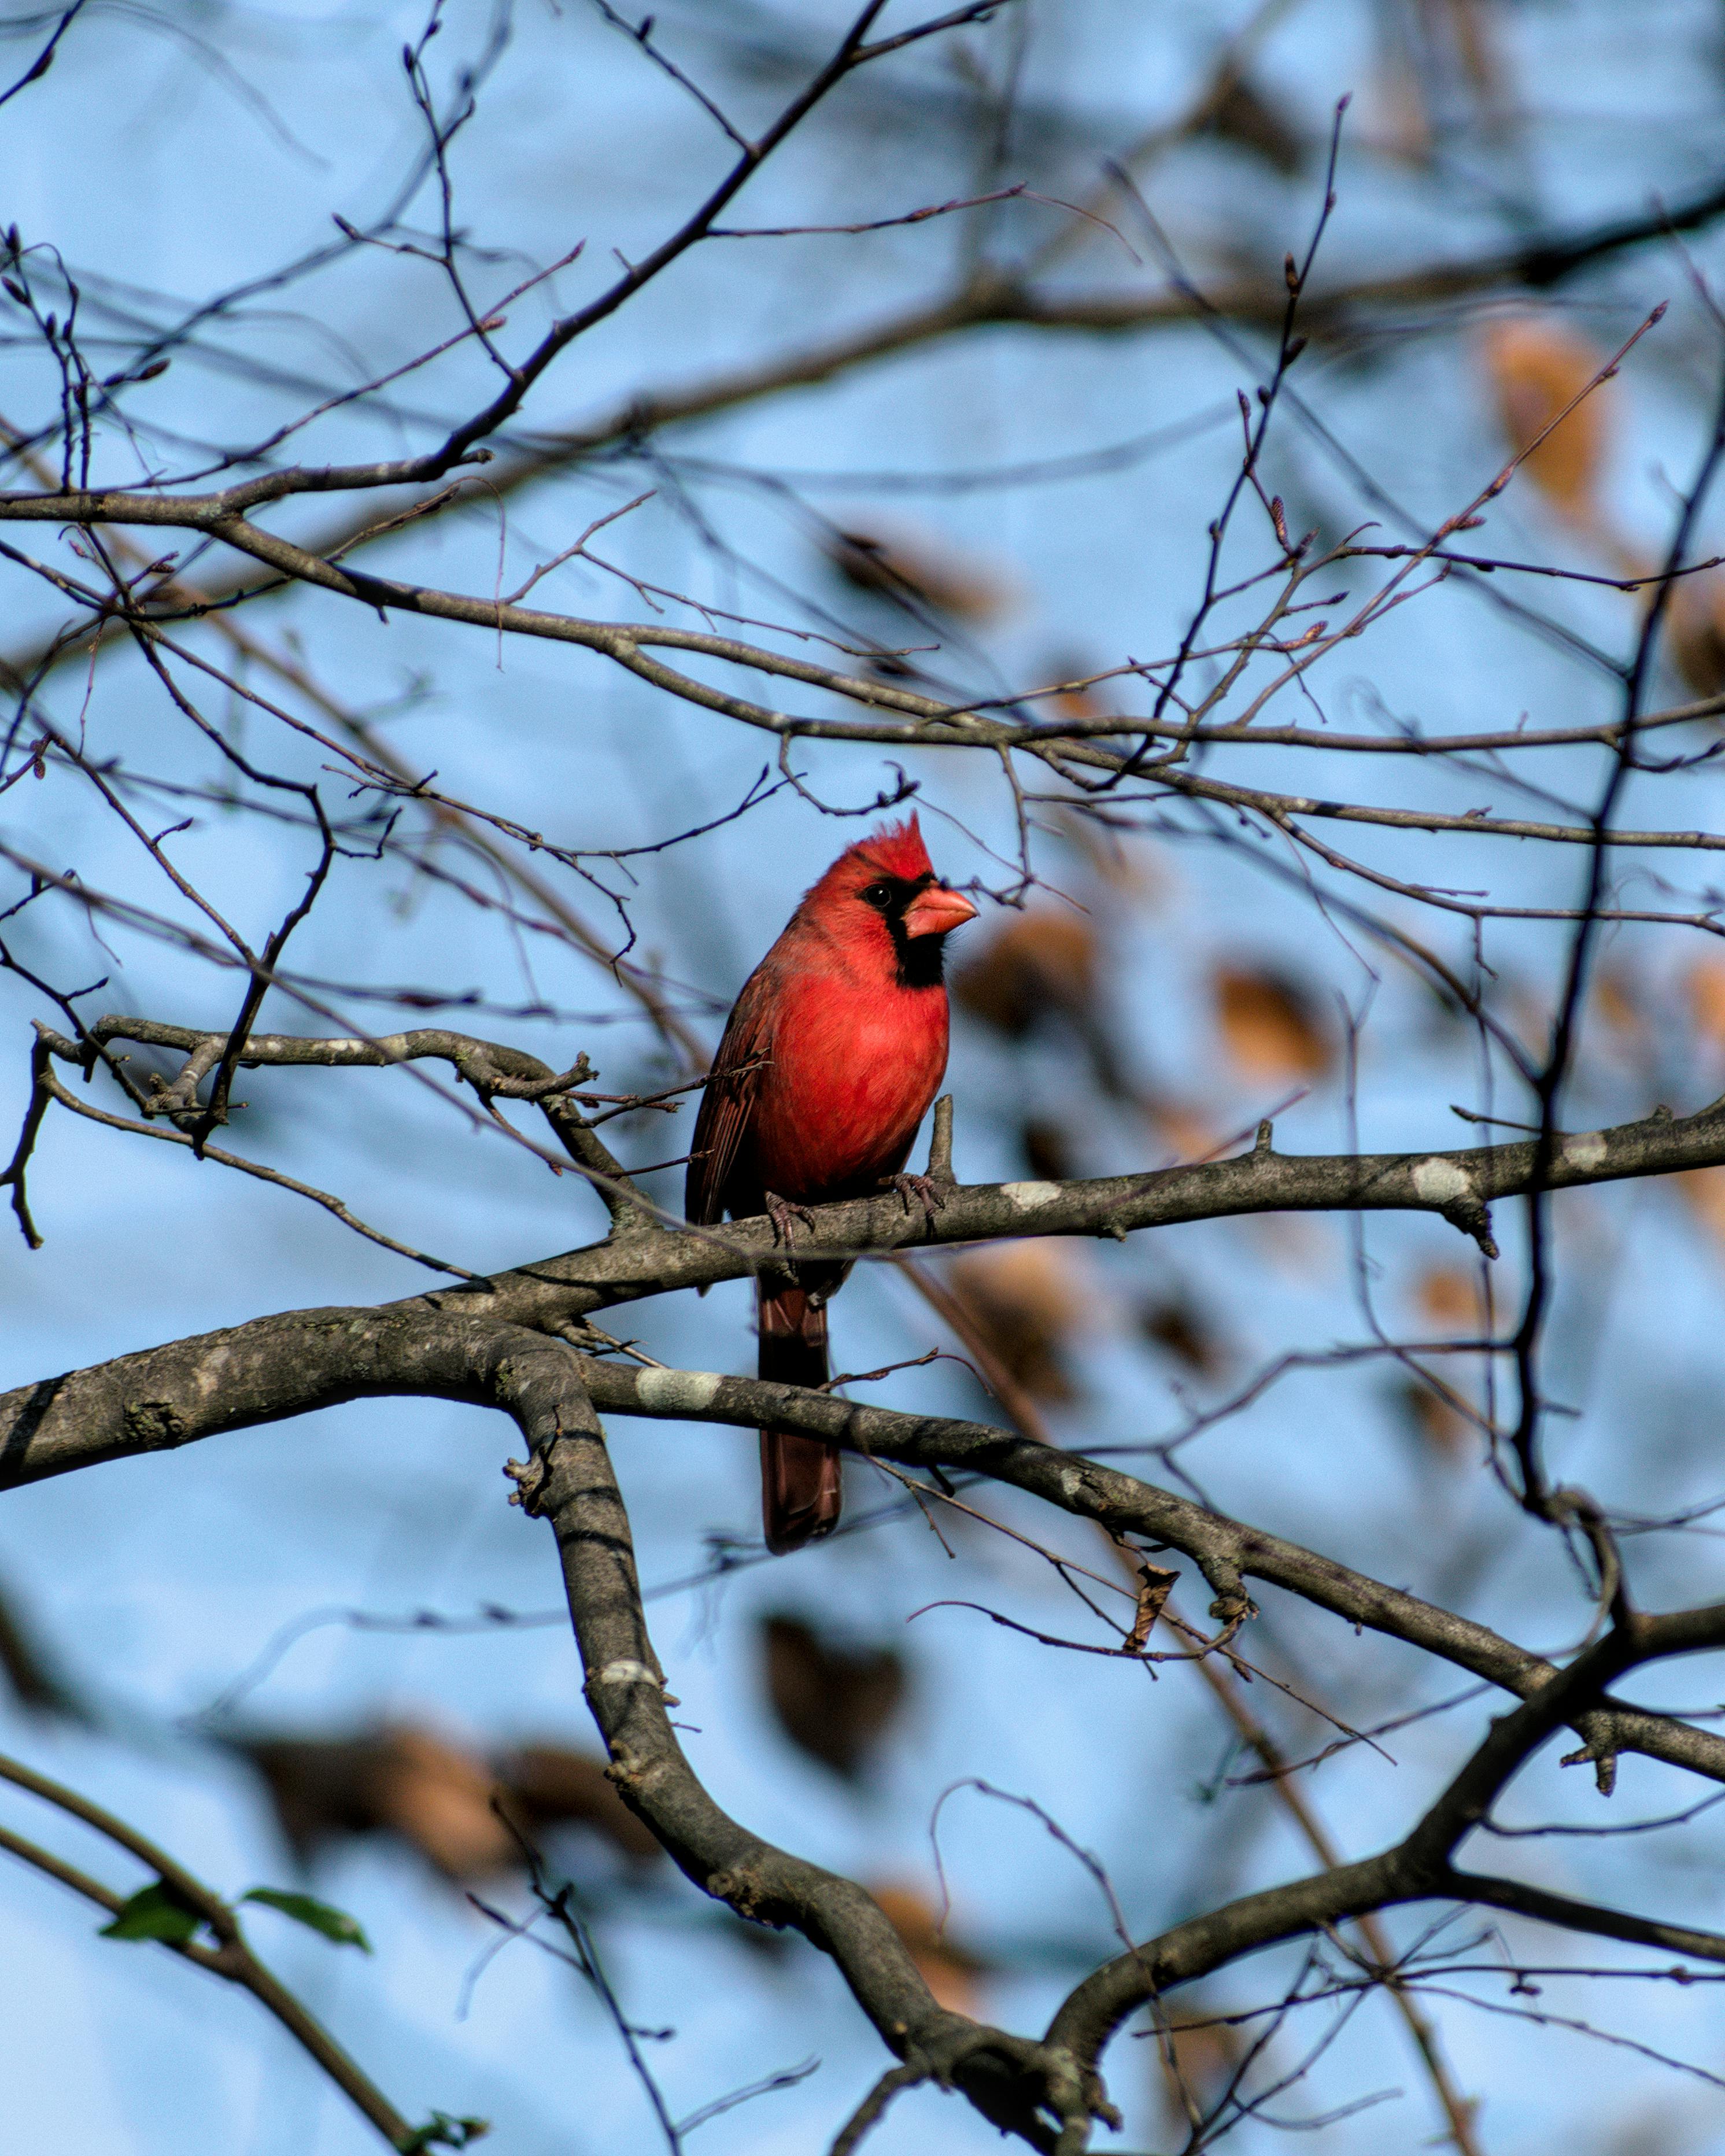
756,1282,841,1554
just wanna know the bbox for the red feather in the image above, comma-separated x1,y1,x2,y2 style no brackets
843,813,934,883
688,814,976,1551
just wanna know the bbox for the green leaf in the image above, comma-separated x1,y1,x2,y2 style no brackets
99,1880,204,1944
398,2113,490,2153
241,1886,371,1952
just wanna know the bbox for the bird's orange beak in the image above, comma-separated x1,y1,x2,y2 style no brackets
902,884,978,939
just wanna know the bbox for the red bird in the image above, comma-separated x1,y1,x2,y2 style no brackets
687,815,977,1552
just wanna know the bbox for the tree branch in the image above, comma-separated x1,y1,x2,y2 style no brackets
498,1341,1117,2150
1047,1604,1725,2073
1,163,1721,718
4,1310,1722,1795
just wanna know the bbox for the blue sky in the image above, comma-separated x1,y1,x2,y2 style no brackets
6,3,1725,2151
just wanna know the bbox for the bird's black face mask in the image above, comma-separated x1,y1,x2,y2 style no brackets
858,872,950,990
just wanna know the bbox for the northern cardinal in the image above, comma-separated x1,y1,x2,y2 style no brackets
687,816,977,1552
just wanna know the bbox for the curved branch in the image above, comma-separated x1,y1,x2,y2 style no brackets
4,1303,1723,1797
1445,1869,1725,1962
416,1088,1725,1332
3,1305,1060,2140
1047,1604,1725,2073
501,1341,1115,2150
573,1360,1725,1791
9,1094,1725,1473
9,1291,1725,2140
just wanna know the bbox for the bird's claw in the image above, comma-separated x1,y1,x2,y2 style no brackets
887,1171,945,1224
763,1189,819,1246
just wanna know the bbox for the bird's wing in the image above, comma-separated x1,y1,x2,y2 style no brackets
685,963,775,1224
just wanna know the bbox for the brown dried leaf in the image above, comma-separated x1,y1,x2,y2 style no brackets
1200,69,1304,174
1678,1166,1725,1248
241,1725,516,1878
1446,0,1508,102
1413,1262,1483,1332
241,1733,397,1862
1020,1116,1074,1184
1593,966,1646,1042
1369,58,1432,166
868,1883,987,2015
948,1242,1090,1402
955,907,1137,1097
1136,1291,1229,1376
0,1576,87,1721
1037,660,1116,733
1668,570,1725,699
1390,1377,1471,1460
1122,1562,1179,1653
1214,966,1331,1081
1047,798,1161,892
1144,1098,1217,1161
954,910,1099,1038
823,525,1009,621
1480,315,1611,523
1686,957,1725,1050
1246,1212,1334,1278
1153,2004,1247,2132
496,1744,662,1863
373,1727,518,1879
1051,683,1107,724
761,1615,906,1780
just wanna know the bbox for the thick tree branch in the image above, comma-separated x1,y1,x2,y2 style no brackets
4,1306,1065,2142
1445,1869,1725,1962
4,1311,1722,1796
21,1036,1725,1324
1047,1605,1725,2074
575,1362,1725,1792
417,1088,1725,1327
8,1242,1725,2139
501,1342,1115,2150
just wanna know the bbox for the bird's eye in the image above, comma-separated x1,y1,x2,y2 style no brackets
861,880,893,910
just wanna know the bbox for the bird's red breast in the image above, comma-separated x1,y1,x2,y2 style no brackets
743,960,952,1198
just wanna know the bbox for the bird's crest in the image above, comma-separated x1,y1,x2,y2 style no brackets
847,812,932,883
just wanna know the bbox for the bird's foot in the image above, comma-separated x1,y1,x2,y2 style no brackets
763,1189,819,1246
886,1171,946,1224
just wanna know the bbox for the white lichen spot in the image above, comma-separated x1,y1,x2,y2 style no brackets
1058,1466,1088,1501
1564,1130,1608,1174
1002,1180,1063,1212
592,1659,658,1688
1412,1157,1473,1205
636,1367,722,1413
194,1347,231,1398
